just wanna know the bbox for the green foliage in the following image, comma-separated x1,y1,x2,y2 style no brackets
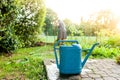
63,10,119,37
44,36,120,59
43,8,58,36
86,10,119,36
0,30,21,53
116,56,120,64
0,0,46,52
15,0,46,47
64,19,84,36
0,0,20,53
43,9,119,37
106,35,120,48
91,46,120,58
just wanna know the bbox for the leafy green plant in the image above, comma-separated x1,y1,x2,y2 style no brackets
15,0,46,47
116,56,120,64
0,0,20,53
106,35,120,48
92,46,120,58
0,0,46,53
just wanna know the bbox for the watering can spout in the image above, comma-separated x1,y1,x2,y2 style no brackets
82,43,99,68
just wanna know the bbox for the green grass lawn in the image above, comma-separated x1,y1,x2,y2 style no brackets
0,45,54,80
44,36,98,43
0,36,99,80
43,36,108,47
0,36,119,79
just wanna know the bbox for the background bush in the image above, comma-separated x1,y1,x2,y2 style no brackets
15,0,46,47
0,0,46,53
0,0,20,53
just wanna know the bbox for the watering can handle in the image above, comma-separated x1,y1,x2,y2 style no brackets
57,40,79,45
54,40,79,68
54,40,79,49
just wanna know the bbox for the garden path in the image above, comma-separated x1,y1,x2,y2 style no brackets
44,59,120,80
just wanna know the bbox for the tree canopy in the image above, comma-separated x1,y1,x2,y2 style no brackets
43,8,58,36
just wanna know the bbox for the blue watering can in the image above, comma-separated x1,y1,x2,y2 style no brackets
54,40,99,74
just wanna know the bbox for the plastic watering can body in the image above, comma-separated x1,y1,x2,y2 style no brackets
54,40,99,74
59,44,82,74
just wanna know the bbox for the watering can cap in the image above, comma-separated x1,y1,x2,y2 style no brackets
72,44,82,49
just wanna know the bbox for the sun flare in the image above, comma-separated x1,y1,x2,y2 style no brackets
45,0,120,24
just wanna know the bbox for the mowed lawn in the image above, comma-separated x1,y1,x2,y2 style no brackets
0,36,109,79
44,36,106,46
0,45,54,80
